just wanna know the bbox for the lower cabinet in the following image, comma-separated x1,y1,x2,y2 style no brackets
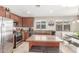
29,42,59,49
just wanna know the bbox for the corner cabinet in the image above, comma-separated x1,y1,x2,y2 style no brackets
10,13,22,27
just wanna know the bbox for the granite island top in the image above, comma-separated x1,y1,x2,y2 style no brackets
26,35,63,42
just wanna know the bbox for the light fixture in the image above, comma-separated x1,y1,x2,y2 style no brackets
49,10,53,13
35,5,40,7
56,20,62,22
72,21,76,23
5,8,10,12
77,20,79,23
27,11,31,14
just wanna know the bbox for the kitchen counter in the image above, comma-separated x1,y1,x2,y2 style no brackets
26,35,63,42
66,34,79,40
65,34,79,47
26,35,63,50
62,34,79,53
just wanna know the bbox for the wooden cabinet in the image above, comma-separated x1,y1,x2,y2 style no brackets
10,13,22,26
0,6,5,17
5,11,10,18
22,17,34,27
0,6,22,27
16,16,22,27
29,42,59,49
23,31,29,41
0,6,34,27
18,17,22,27
0,6,10,18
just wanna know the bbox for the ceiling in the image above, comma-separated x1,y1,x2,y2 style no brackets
4,5,79,17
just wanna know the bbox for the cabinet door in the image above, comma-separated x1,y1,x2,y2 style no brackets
24,32,29,41
23,17,34,27
11,13,22,27
27,19,33,27
0,6,5,17
18,17,22,27
22,19,27,27
5,11,10,18
14,16,22,27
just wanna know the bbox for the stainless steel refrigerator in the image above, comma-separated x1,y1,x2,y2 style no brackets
0,16,13,53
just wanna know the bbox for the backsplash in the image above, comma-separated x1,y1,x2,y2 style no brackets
13,27,30,31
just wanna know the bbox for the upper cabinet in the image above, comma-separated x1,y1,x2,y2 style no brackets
10,13,22,27
0,6,34,27
0,6,22,27
0,6,6,17
0,6,11,18
5,11,10,18
22,17,34,27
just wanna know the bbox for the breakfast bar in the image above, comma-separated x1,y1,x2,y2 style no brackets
26,35,63,50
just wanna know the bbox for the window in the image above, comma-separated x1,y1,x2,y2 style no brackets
56,24,62,31
56,21,70,31
41,21,46,29
36,21,46,29
56,22,62,31
64,24,70,31
63,21,70,31
36,22,40,29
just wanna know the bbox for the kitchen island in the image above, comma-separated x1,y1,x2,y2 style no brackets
26,35,63,51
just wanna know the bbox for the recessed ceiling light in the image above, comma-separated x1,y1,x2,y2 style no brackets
72,21,76,23
49,10,53,13
77,20,79,23
27,11,31,14
56,20,62,21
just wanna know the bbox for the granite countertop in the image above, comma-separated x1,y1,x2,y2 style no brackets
66,34,79,39
26,35,63,42
33,30,54,33
64,34,79,47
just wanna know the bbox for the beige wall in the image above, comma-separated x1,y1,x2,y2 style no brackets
71,20,79,32
33,16,78,31
33,17,56,31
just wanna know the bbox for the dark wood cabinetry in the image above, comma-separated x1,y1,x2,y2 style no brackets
22,17,34,27
5,11,11,18
22,31,29,41
10,13,22,27
0,6,22,27
0,6,34,27
29,42,59,49
0,6,6,17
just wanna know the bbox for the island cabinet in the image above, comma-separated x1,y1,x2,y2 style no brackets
29,42,59,49
22,17,34,27
26,35,63,50
10,13,22,27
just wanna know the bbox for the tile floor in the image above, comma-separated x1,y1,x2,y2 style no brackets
13,42,29,53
